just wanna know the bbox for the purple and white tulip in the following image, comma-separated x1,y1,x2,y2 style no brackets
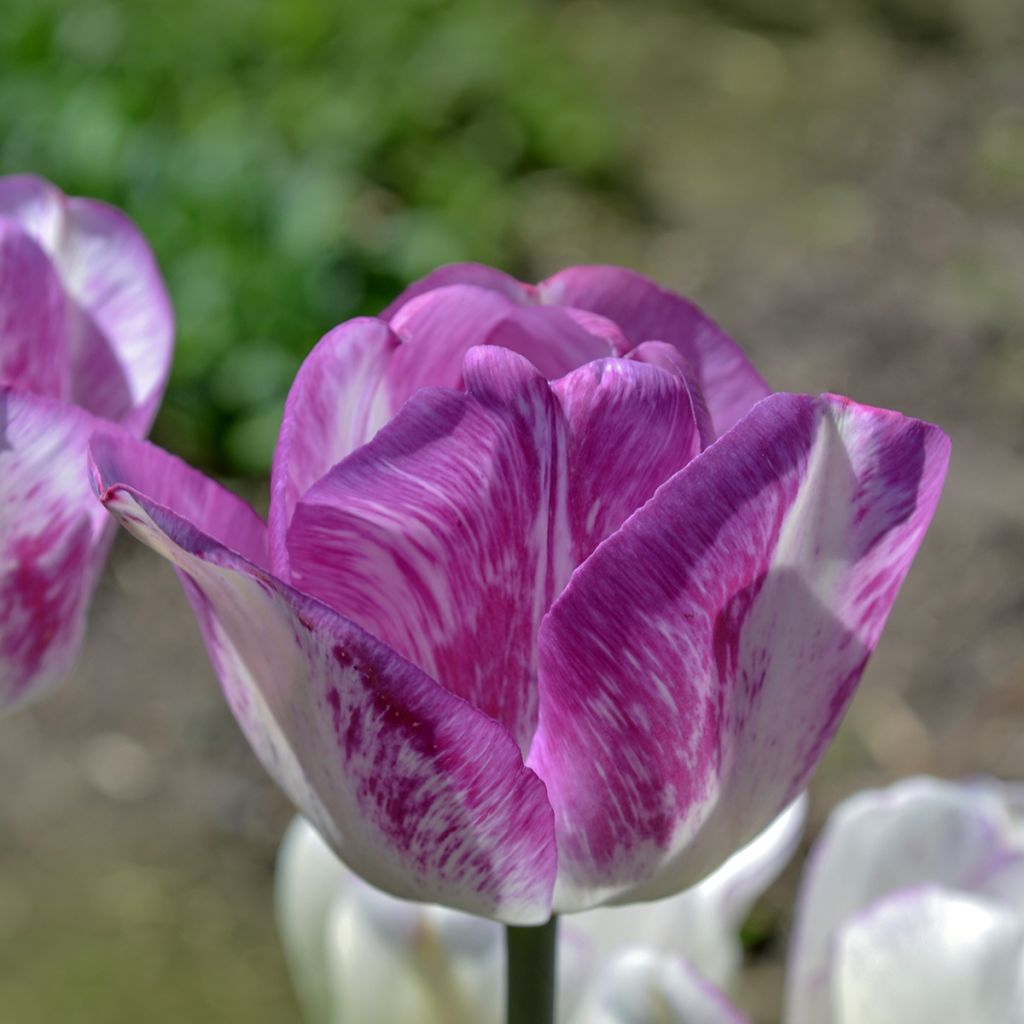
787,776,1024,1024
90,263,949,922
275,801,803,1024
0,175,172,712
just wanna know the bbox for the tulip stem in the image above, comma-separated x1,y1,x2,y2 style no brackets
505,916,558,1024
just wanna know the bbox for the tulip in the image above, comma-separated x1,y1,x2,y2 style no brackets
0,174,172,712
786,776,1024,1024
275,800,804,1024
90,263,949,928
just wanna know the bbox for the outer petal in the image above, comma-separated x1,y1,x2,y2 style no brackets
288,347,560,751
0,389,114,712
529,392,950,912
287,348,699,752
0,221,69,399
573,797,806,989
380,262,531,318
787,777,1024,1024
0,174,173,433
831,888,1024,1024
569,949,749,1024
269,319,400,576
91,435,557,923
537,265,769,437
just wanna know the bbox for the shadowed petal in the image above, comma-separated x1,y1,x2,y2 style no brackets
538,265,769,438
573,796,806,989
384,284,524,402
91,434,557,923
831,888,1024,1024
571,949,749,1024
269,319,400,576
0,174,173,433
529,392,950,912
0,221,69,399
287,348,698,752
787,777,1024,1024
483,305,616,379
0,390,114,711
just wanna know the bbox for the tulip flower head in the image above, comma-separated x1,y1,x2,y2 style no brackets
0,175,172,712
787,777,1024,1024
91,263,949,922
275,799,804,1024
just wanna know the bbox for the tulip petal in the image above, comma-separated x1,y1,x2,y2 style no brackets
530,392,950,912
573,796,806,989
571,949,749,1024
553,357,701,566
276,817,352,1024
384,284,524,400
0,389,114,711
787,777,1024,1024
287,348,698,751
288,347,560,750
380,262,530,318
0,221,69,399
386,285,618,404
0,174,173,433
483,305,617,379
537,265,769,437
831,888,1024,1024
269,318,401,576
91,435,557,923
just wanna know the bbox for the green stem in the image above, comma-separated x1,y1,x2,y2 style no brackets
505,916,558,1024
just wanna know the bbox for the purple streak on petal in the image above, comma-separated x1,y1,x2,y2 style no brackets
537,265,770,438
0,220,69,399
379,262,531,319
529,392,950,911
0,390,114,711
269,318,400,576
91,435,557,923
552,357,700,566
0,175,173,434
286,348,559,751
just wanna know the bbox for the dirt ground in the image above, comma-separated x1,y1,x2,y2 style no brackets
2,5,1023,1022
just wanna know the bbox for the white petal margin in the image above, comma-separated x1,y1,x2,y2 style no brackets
91,436,557,923
787,777,1024,1024
0,389,114,711
831,887,1024,1024
574,796,806,989
0,175,173,433
569,949,749,1024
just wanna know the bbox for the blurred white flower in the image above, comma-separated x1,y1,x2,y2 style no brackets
787,776,1024,1024
275,796,805,1024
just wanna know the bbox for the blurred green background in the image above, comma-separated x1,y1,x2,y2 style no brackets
2,0,1024,1021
